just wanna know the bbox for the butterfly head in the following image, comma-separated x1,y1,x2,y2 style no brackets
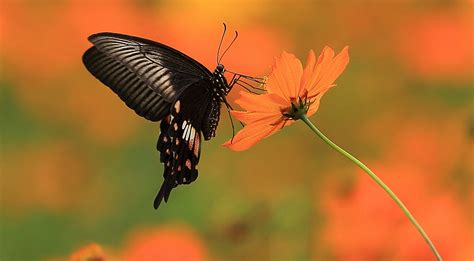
215,64,225,74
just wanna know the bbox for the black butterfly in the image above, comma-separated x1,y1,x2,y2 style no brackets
82,27,260,209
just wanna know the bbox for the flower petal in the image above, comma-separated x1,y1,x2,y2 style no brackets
316,46,350,91
234,91,288,112
265,51,304,99
301,46,333,93
222,119,285,151
300,49,316,93
231,110,282,125
306,46,350,98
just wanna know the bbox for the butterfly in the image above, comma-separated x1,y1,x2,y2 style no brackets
82,26,261,209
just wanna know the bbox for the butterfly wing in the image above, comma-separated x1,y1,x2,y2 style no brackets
154,79,214,209
82,32,213,121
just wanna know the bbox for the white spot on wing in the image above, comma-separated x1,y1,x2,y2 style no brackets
186,126,193,141
190,127,196,141
188,126,194,141
182,126,187,139
174,100,180,113
183,123,191,140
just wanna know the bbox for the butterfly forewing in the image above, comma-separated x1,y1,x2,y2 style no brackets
83,47,170,120
83,32,214,122
87,33,212,101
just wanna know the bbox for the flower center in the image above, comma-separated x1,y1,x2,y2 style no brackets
282,96,310,121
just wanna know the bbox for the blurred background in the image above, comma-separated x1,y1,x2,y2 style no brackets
1,0,473,260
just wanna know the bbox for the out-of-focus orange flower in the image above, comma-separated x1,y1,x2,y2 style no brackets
223,47,349,151
364,113,468,182
386,118,465,176
1,0,155,79
393,195,474,260
158,0,269,25
122,226,208,261
321,163,474,260
70,243,106,261
396,10,473,79
62,226,208,261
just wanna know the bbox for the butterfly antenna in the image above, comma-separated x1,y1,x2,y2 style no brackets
216,23,227,65
218,30,238,64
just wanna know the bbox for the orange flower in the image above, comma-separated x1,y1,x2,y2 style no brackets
395,11,473,79
321,163,474,260
122,226,208,261
223,47,349,151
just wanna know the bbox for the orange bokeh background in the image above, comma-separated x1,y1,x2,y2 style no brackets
1,0,472,260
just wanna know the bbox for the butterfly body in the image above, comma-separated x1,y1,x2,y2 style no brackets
82,32,232,209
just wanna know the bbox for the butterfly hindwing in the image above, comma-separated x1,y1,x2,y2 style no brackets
154,80,213,209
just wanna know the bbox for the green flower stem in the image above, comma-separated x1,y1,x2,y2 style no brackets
300,115,442,261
